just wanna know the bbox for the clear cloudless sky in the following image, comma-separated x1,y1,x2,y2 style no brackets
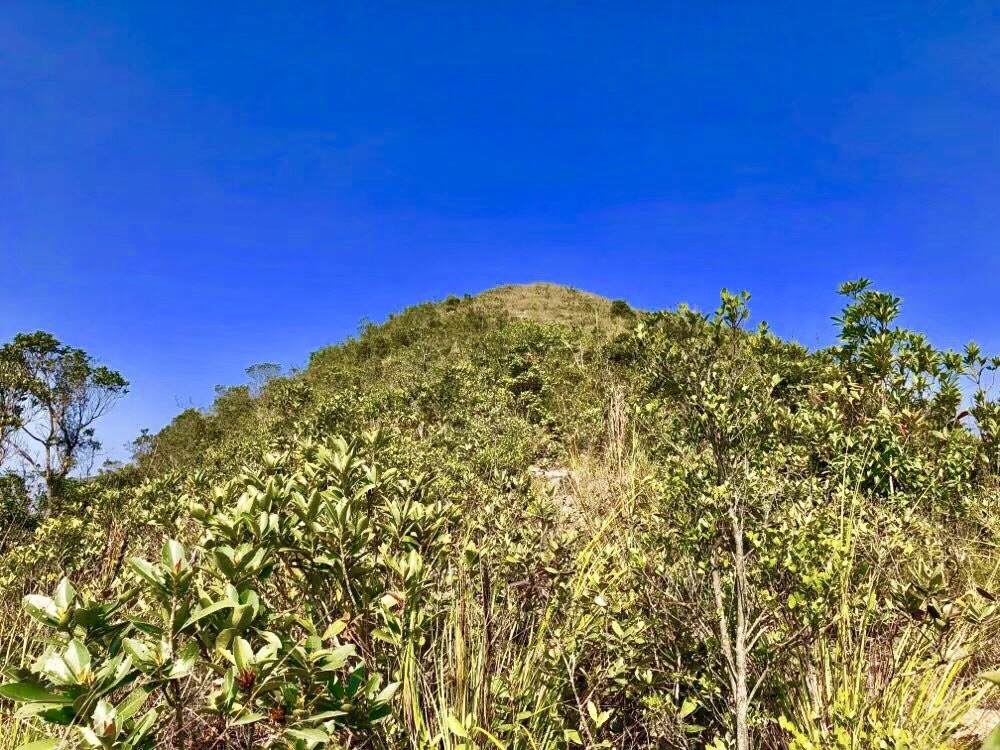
2,1,999,461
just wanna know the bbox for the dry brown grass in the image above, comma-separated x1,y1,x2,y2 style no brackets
474,282,633,338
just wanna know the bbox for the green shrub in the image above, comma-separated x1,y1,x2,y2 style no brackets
1,433,454,749
609,299,633,318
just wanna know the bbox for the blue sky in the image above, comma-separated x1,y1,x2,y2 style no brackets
2,1,999,461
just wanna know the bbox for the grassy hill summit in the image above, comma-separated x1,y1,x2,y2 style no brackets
2,280,1000,749
474,282,632,332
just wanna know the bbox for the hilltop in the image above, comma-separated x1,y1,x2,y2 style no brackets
473,282,633,334
134,282,635,477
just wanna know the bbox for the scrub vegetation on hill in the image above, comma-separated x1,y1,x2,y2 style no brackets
2,281,1000,750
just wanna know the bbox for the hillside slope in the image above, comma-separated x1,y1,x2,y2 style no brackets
129,283,634,477
2,280,999,750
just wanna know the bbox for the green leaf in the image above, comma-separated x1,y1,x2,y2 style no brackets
308,710,346,722
126,708,159,743
36,653,73,686
220,669,235,709
679,698,698,720
233,637,254,672
161,540,187,572
23,595,59,626
211,548,237,579
180,600,235,631
127,558,163,589
14,740,60,750
370,628,398,645
123,639,154,668
229,604,254,631
327,644,355,669
15,703,74,723
284,727,330,743
321,619,347,640
115,686,150,721
54,578,76,610
77,726,102,748
128,619,163,637
0,682,73,704
446,715,468,738
374,681,400,704
231,711,266,726
983,723,1000,750
63,640,91,682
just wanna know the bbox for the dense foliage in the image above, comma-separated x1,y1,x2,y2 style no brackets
2,282,999,749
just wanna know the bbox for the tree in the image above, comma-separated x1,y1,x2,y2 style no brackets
0,331,128,503
636,291,827,749
0,353,24,468
0,472,33,540
245,362,281,396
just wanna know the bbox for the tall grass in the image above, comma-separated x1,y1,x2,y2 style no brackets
399,457,638,750
406,570,563,749
0,600,45,750
779,506,990,750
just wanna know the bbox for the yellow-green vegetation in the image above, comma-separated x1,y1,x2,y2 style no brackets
2,280,1000,749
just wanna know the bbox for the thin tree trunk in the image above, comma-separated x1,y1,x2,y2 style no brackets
731,508,750,750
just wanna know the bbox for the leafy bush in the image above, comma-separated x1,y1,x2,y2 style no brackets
609,300,633,318
1,433,452,749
